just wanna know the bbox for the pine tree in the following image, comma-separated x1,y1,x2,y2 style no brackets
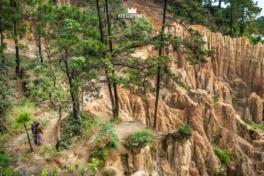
0,0,13,63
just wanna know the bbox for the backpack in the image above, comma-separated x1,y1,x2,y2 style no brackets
31,123,37,135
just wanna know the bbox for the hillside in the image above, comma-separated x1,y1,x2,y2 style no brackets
1,0,264,176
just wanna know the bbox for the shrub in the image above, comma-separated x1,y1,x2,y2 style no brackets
87,158,100,176
40,167,49,176
0,149,11,167
213,167,224,176
213,147,232,165
128,130,153,147
61,114,97,149
0,149,21,176
51,166,59,176
94,122,119,149
212,96,218,103
92,122,119,167
178,124,192,138
103,169,114,176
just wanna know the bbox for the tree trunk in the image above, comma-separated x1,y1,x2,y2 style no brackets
105,0,119,119
230,1,233,37
113,83,119,118
14,21,20,77
96,0,115,117
11,0,20,77
64,59,79,120
55,104,62,151
239,9,245,36
143,80,150,126
218,0,222,8
38,34,43,65
154,0,167,129
0,31,4,64
24,124,33,152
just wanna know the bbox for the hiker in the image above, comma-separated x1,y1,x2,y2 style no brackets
36,123,44,146
31,121,37,145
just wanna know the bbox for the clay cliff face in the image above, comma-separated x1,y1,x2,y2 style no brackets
84,21,264,175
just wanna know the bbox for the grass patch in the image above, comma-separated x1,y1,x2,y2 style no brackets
40,145,60,161
213,147,232,165
128,130,154,147
242,119,264,132
178,124,192,138
212,96,219,103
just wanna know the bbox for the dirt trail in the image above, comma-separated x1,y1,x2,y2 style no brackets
3,112,66,175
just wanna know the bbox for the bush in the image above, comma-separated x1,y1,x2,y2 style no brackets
14,112,32,125
213,147,232,165
92,121,119,167
128,130,153,147
178,124,192,138
0,149,21,176
94,122,119,149
212,96,218,103
213,167,224,176
92,147,109,166
61,114,97,149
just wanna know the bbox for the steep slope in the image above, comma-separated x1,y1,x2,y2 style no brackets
5,0,264,175
82,1,264,175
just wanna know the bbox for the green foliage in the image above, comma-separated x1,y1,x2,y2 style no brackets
167,0,209,25
2,167,22,176
213,167,225,176
0,149,10,168
40,145,59,160
128,130,154,147
92,121,119,166
94,122,119,149
87,158,100,176
242,32,263,45
92,147,109,166
103,170,113,176
14,112,32,125
242,119,264,132
212,96,219,103
213,147,232,165
178,124,192,138
61,114,97,149
0,149,21,176
40,167,49,176
51,166,59,176
0,63,13,115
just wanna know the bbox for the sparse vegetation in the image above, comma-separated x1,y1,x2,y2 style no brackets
212,96,219,103
0,149,21,176
40,145,60,161
128,130,154,147
242,119,264,132
92,121,119,166
213,167,225,176
213,147,232,165
178,124,193,138
39,160,99,176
